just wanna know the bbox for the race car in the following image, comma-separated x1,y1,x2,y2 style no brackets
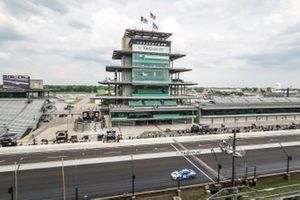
170,168,196,181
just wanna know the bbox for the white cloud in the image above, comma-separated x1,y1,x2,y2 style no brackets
0,0,300,87
0,52,11,60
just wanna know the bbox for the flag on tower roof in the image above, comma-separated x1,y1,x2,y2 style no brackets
152,22,158,30
141,16,148,24
150,12,156,20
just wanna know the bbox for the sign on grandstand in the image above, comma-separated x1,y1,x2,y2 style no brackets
3,75,30,90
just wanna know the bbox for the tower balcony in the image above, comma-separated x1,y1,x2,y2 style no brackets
105,65,192,73
98,80,197,86
112,50,185,61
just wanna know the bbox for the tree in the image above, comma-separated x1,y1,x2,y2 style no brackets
93,86,98,93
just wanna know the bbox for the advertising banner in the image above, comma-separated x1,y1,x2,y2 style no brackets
132,44,170,54
3,75,30,90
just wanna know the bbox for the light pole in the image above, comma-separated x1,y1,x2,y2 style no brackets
14,157,23,200
131,154,135,199
8,186,13,200
279,143,292,175
244,154,248,181
14,162,18,200
74,159,78,200
62,158,66,200
211,148,222,184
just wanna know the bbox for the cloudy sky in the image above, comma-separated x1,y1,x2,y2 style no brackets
1,0,300,87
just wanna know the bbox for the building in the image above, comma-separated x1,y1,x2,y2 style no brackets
96,29,198,127
30,79,44,90
197,96,300,127
0,75,53,98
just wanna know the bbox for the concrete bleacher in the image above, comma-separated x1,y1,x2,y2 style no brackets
0,99,45,139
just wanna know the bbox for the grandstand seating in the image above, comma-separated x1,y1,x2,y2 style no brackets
0,99,45,139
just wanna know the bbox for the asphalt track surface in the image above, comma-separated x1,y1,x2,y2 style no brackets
1,133,300,165
1,144,300,200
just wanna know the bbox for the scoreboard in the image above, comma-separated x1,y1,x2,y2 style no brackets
3,75,30,90
82,111,100,120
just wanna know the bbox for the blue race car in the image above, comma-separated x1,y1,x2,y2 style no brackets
171,168,196,180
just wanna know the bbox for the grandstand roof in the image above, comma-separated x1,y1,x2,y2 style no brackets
199,96,300,109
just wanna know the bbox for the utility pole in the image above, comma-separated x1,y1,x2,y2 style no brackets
62,158,66,200
231,129,237,188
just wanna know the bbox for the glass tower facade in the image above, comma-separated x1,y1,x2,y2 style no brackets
99,29,198,127
132,53,170,97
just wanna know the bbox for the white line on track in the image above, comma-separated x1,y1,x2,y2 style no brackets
170,143,215,183
103,151,121,155
47,156,68,159
153,147,169,151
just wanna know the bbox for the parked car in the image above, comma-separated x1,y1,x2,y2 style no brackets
0,137,17,147
64,104,74,110
41,139,49,145
170,168,196,181
97,133,105,141
55,130,68,143
190,124,200,133
105,130,116,142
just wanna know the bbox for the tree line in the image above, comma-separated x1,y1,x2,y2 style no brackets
44,85,107,93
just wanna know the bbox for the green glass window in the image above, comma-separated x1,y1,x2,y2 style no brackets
132,68,169,83
132,53,169,68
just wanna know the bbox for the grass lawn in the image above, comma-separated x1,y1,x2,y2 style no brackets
88,99,95,104
183,177,300,200
68,98,82,104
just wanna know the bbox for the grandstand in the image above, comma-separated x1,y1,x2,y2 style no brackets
0,99,45,139
198,96,300,127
